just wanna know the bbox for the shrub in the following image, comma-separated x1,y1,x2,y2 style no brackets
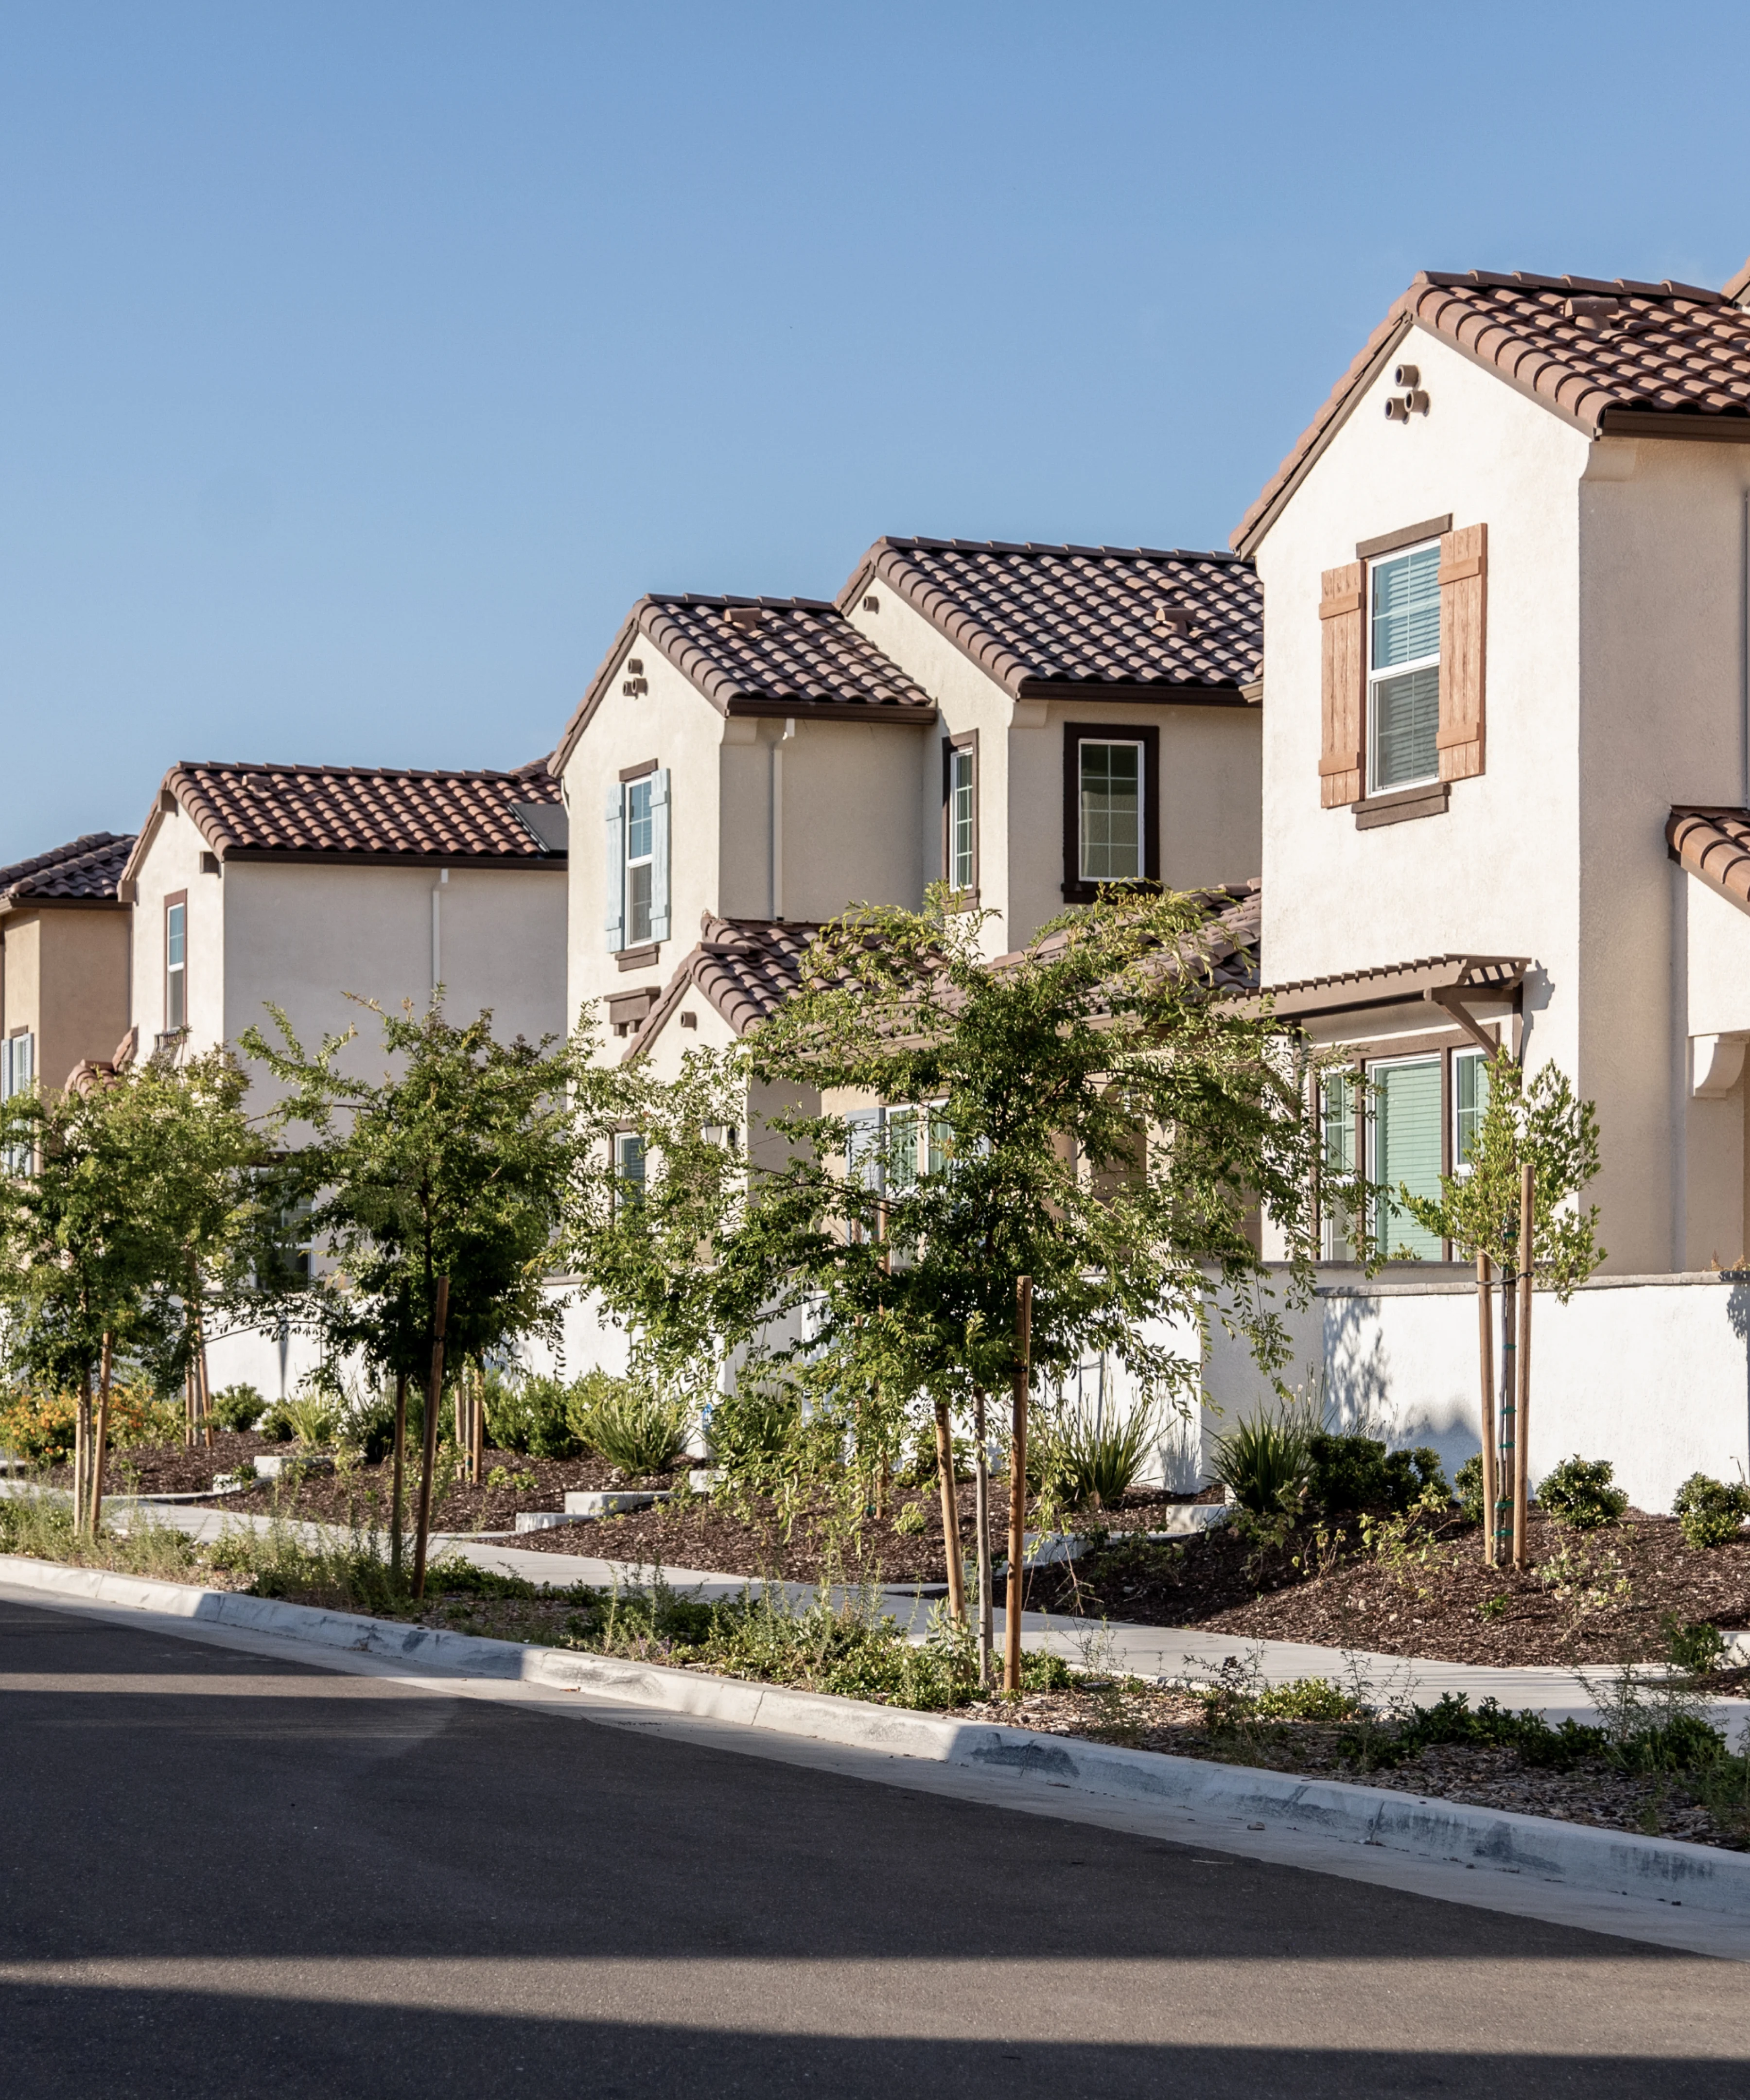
210,1383,266,1434
1306,1433,1449,1514
1673,1472,1750,1549
1663,1613,1730,1676
1454,1452,1486,1524
1038,1399,1160,1510
1252,1676,1359,1722
0,1385,77,1464
1211,1414,1308,1516
568,1372,689,1476
277,1395,339,1447
337,1390,397,1465
257,1402,296,1443
1536,1454,1628,1530
484,1373,581,1460
706,1383,802,1479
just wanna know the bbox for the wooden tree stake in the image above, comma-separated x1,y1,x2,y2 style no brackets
973,1387,992,1687
1514,1160,1534,1571
1476,1252,1496,1568
412,1276,450,1601
390,1371,408,1582
932,1398,966,1626
1004,1276,1032,1696
88,1332,114,1536
1497,1268,1516,1568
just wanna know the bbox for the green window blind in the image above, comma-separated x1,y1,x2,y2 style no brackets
1373,1057,1443,1260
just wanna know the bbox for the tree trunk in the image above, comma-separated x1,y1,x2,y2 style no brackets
74,1369,92,1536
390,1371,408,1583
1514,1162,1534,1571
1497,1267,1517,1570
932,1399,966,1626
412,1278,450,1601
472,1365,486,1484
1476,1252,1496,1568
973,1387,992,1688
1004,1276,1032,1696
197,1315,213,1451
88,1333,114,1535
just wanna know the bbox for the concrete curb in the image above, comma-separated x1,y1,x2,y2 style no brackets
7,1551,1750,1922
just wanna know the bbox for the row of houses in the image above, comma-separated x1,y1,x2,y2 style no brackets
11,249,1750,1505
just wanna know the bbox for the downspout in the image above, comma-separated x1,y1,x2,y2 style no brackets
431,868,447,995
770,718,795,921
1740,487,1749,809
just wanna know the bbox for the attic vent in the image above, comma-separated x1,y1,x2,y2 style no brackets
724,606,768,631
1564,295,1623,320
627,658,644,674
1153,605,1193,636
622,677,648,697
862,594,880,612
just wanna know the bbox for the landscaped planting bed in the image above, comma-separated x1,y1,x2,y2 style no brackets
1034,1507,1750,1668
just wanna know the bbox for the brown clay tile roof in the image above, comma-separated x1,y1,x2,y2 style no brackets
136,761,564,873
1668,806,1750,914
555,596,936,771
1235,269,1750,555
0,831,135,908
840,538,1261,700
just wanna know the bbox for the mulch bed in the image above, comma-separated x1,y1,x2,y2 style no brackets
47,1432,278,1497
1033,1508,1750,1667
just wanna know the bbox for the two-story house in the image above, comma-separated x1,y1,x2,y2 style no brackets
0,832,136,1102
1217,256,1750,1506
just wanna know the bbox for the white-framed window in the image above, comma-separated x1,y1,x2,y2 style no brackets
165,898,188,1032
1319,1070,1358,1261
947,744,975,891
1367,542,1441,793
614,1131,647,1207
0,1031,34,1102
1453,1048,1490,1174
605,769,670,954
1369,1054,1443,1260
1079,740,1144,882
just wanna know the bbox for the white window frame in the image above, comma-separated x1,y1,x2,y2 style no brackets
947,745,975,892
1078,738,1146,884
1366,540,1441,796
624,778,655,947
165,899,188,1033
1452,1047,1489,1179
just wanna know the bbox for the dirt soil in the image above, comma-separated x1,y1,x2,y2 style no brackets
1032,1507,1750,1667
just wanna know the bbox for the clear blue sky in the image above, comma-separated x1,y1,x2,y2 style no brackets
3,1,1748,854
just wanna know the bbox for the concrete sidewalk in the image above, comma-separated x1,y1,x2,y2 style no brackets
61,1489,1744,1739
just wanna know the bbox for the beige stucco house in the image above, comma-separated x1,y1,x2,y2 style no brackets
1217,255,1750,1507
0,832,135,1102
119,757,568,1095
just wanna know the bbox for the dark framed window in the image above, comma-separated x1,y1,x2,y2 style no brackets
1061,723,1160,902
164,892,188,1033
941,730,978,900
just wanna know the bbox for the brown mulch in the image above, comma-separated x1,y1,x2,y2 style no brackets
1033,1508,1750,1667
46,1432,278,1497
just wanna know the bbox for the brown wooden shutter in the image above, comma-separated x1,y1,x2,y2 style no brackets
1318,560,1365,808
1436,523,1487,781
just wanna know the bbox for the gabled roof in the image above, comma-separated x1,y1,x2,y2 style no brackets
0,831,135,910
838,538,1261,701
1235,268,1750,556
121,758,564,893
1668,806,1750,915
553,595,937,773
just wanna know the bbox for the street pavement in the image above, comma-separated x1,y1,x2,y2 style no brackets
4,1593,1750,2098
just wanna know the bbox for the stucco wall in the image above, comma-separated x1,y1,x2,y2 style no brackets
128,803,226,1051
0,913,39,1044
34,907,131,1087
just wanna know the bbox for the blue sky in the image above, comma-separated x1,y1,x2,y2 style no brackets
3,1,1749,853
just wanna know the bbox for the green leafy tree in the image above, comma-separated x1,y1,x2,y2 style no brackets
243,997,623,1592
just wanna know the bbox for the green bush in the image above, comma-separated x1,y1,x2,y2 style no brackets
484,1373,581,1459
1673,1472,1750,1549
1038,1399,1160,1510
1663,1613,1730,1675
1454,1452,1486,1524
1211,1414,1308,1516
1252,1676,1359,1722
257,1402,295,1443
706,1383,802,1479
567,1372,689,1476
1537,1454,1628,1530
210,1383,266,1434
1307,1433,1448,1514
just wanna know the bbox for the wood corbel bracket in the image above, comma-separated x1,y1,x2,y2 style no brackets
1424,986,1504,1057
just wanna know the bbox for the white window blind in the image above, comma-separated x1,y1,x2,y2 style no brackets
1453,1050,1490,1174
948,746,975,890
1371,1056,1443,1260
1079,741,1143,881
166,902,187,1032
1319,1071,1357,1261
1368,545,1441,792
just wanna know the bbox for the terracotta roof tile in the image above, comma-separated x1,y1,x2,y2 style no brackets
1668,806,1750,913
0,831,135,907
842,538,1261,699
146,761,564,868
555,596,936,771
1236,268,1750,554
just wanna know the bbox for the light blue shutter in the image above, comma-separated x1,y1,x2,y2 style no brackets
648,768,671,942
604,784,624,952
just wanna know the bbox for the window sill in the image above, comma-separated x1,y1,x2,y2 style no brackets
945,887,980,912
614,943,662,971
1353,782,1449,830
1060,877,1160,904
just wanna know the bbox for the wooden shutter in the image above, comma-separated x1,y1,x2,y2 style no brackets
603,783,624,952
1437,523,1487,781
648,768,671,942
1318,560,1365,808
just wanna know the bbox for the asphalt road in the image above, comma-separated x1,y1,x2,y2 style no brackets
4,1597,1750,2099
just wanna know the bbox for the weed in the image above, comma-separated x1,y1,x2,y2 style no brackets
1478,1592,1511,1621
1537,1538,1631,1643
485,1466,539,1493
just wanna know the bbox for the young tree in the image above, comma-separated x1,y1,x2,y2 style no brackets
1400,1048,1603,1569
615,887,1325,1690
243,997,622,1593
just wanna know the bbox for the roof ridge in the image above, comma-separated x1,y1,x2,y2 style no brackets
174,758,558,786
871,534,1251,566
